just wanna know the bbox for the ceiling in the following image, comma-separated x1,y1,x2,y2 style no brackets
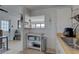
24,5,72,11
0,5,72,14
0,5,22,16
0,5,72,17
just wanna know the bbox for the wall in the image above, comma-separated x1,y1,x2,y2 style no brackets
9,15,20,40
0,11,17,40
0,6,22,40
31,8,57,49
0,13,10,39
56,7,72,33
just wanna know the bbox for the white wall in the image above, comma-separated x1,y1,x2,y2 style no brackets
0,11,16,40
0,6,23,40
31,8,57,49
56,7,72,33
9,15,20,40
9,6,23,40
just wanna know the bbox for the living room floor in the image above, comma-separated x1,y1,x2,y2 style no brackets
4,40,44,54
19,48,44,54
4,40,55,54
4,40,22,54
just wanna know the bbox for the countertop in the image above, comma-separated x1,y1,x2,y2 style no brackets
57,33,79,54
